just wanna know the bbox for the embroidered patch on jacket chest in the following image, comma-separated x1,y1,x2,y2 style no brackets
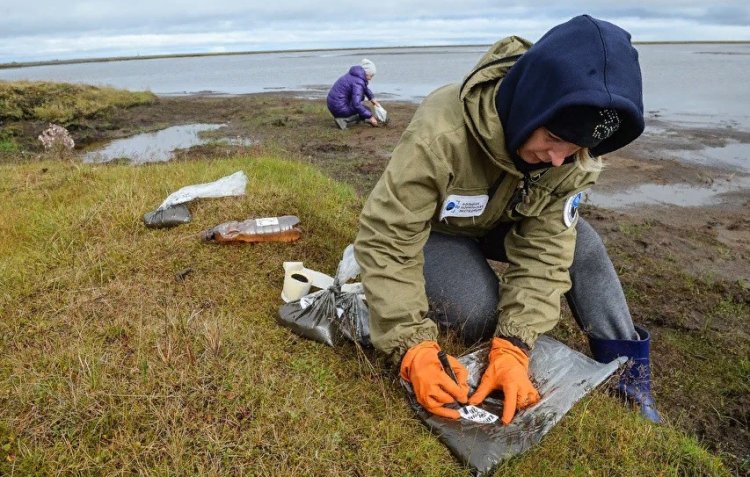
563,192,582,227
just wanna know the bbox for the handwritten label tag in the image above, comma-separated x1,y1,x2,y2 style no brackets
458,405,499,424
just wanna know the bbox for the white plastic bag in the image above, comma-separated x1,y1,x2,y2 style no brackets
157,171,247,211
374,104,388,123
335,244,362,283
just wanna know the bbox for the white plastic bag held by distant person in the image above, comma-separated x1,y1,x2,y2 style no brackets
374,104,388,123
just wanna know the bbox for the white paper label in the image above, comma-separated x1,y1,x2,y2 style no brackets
256,217,280,227
458,405,499,424
439,194,489,220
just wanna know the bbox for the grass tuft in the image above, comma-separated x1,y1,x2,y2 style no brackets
0,80,156,124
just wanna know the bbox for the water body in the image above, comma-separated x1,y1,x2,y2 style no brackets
2,44,749,130
688,141,750,173
83,124,223,163
587,176,750,209
4,44,749,208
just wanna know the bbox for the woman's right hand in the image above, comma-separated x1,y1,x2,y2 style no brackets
400,341,469,419
369,116,379,126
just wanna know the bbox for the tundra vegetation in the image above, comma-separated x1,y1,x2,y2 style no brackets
0,81,747,476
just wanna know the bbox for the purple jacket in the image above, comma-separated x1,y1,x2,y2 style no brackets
326,65,374,119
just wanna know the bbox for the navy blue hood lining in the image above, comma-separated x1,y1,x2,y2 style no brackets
495,14,644,161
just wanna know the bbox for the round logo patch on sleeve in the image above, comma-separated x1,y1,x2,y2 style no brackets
563,192,582,228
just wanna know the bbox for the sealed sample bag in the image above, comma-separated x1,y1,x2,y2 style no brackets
277,245,370,346
143,203,191,228
143,170,248,228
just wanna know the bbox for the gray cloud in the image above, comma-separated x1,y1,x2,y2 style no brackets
1,1,749,63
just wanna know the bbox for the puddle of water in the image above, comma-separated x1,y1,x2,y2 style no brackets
696,142,750,173
586,176,750,209
83,123,224,163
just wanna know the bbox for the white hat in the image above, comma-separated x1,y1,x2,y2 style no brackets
361,58,376,76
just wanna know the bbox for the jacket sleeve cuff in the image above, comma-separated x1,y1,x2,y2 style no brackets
390,330,440,367
495,321,539,351
495,335,531,355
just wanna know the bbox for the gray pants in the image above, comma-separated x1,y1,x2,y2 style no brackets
423,218,638,345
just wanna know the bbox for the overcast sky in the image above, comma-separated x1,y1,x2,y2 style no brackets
2,1,749,63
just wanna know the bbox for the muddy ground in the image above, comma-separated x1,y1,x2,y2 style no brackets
17,93,750,471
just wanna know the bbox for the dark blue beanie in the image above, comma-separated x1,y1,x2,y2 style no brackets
495,15,644,159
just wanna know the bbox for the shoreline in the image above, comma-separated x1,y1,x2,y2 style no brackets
3,40,750,70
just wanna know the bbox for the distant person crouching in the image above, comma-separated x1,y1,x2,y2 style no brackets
327,58,381,129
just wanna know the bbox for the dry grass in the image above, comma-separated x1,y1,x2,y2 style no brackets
0,154,729,476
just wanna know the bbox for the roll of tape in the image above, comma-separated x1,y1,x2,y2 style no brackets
281,270,312,302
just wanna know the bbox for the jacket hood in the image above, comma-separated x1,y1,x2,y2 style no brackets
349,65,368,81
459,36,533,172
496,15,644,160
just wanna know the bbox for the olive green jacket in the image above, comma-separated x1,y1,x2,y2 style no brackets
354,36,600,363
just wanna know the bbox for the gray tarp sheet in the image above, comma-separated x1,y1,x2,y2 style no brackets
403,337,625,475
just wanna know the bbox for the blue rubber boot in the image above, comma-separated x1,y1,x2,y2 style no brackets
589,325,662,423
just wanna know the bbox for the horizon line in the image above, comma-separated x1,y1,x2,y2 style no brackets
2,40,749,70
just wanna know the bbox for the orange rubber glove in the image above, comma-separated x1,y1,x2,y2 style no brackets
400,341,470,419
468,337,541,425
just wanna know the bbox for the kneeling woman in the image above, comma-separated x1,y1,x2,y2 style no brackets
354,15,661,424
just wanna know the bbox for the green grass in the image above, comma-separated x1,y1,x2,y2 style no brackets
0,138,18,153
0,80,155,124
500,393,727,477
0,155,729,476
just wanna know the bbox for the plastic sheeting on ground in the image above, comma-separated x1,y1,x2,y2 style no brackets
403,338,626,475
157,170,247,211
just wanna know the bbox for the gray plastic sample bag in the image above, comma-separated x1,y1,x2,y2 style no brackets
277,286,370,347
143,203,191,228
277,245,371,346
403,337,626,476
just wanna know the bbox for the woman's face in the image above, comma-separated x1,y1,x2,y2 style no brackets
517,127,581,167
366,73,374,81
